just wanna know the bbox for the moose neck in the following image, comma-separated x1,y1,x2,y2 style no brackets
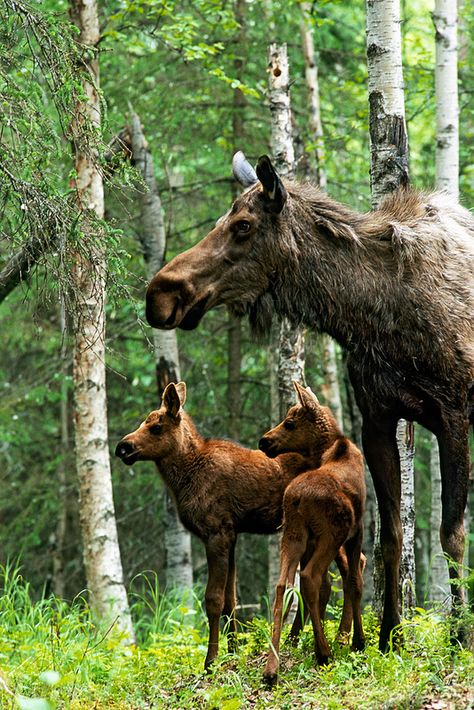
270,187,421,366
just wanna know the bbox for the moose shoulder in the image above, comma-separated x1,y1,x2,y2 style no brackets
146,152,474,650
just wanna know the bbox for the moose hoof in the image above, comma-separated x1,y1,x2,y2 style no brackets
351,638,365,652
316,653,330,666
263,670,278,688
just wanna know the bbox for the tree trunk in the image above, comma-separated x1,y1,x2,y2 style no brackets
429,437,449,603
366,0,416,615
69,0,134,639
227,0,246,443
434,0,459,199
300,2,327,190
267,43,306,609
431,0,460,603
128,110,193,591
52,295,70,599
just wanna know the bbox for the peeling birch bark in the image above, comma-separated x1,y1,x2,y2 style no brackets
366,0,416,614
267,43,305,610
69,0,134,640
434,0,459,198
129,111,193,591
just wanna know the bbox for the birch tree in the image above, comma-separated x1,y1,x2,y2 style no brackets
299,2,343,430
366,0,416,612
266,42,306,596
429,0,459,603
128,111,193,591
69,0,134,638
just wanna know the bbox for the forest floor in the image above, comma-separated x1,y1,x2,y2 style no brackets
1,572,473,709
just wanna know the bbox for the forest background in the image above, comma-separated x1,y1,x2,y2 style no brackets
0,0,474,706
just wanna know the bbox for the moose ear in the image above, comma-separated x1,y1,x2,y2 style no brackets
162,383,182,419
256,155,287,214
232,151,258,187
293,380,319,410
175,381,187,407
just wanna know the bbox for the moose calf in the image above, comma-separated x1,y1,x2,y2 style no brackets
259,382,366,685
115,381,312,671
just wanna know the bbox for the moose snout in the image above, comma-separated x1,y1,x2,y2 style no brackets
115,439,137,464
259,435,278,458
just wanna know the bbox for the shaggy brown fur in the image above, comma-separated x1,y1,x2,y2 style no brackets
145,153,474,650
116,382,312,671
259,382,366,685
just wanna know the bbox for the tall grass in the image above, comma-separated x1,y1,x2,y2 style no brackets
0,562,473,709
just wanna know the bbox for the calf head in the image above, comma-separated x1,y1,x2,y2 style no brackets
145,152,289,334
115,382,187,465
259,381,339,459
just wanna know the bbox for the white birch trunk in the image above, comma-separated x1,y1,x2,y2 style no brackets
69,0,134,640
300,2,327,190
366,0,415,613
432,0,461,601
129,111,193,591
434,0,459,198
267,43,305,611
429,436,449,603
299,7,343,430
367,0,409,204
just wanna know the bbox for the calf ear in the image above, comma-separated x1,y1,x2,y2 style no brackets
256,155,287,214
293,380,319,410
162,383,181,419
175,381,187,407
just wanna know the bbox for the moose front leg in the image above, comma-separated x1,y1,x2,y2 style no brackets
204,535,232,671
362,415,402,652
223,540,238,653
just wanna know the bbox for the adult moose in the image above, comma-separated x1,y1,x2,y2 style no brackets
146,152,474,650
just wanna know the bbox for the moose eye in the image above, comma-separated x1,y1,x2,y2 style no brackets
284,420,295,431
149,424,162,435
233,220,252,239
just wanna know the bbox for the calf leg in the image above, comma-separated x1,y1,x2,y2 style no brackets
288,541,314,644
344,529,365,651
334,547,352,643
264,527,307,686
300,537,343,665
223,540,238,653
362,415,402,651
204,535,233,671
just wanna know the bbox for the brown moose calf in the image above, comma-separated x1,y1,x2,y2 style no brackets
115,381,310,671
259,382,366,685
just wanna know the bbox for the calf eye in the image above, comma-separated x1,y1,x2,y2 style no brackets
284,420,295,431
149,424,162,435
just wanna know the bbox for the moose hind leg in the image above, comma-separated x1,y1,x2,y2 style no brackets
437,415,471,643
362,416,402,651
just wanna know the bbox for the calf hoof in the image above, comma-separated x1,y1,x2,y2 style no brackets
379,620,403,652
335,631,350,646
263,670,278,688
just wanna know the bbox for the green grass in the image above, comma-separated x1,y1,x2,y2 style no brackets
1,565,473,709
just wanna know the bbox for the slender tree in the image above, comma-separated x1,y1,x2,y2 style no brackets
227,0,246,443
429,0,459,603
266,42,306,598
69,0,134,638
128,111,193,591
366,0,416,613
